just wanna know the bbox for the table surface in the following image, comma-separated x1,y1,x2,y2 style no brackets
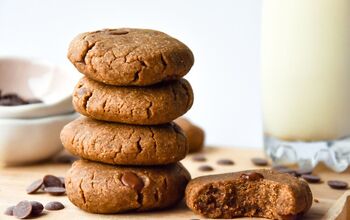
0,147,349,219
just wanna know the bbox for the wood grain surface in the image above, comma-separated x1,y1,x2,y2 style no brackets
0,147,349,219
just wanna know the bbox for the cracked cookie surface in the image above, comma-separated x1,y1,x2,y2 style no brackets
60,117,188,165
68,28,194,86
185,169,313,219
65,160,191,213
73,77,194,125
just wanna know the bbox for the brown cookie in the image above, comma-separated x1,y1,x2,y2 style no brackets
73,77,193,125
67,28,194,86
65,160,191,213
185,169,313,219
174,118,205,153
60,117,188,165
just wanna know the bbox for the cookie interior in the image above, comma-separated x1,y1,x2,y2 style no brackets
192,180,301,219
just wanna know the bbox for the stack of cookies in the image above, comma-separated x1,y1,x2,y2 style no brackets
60,28,194,214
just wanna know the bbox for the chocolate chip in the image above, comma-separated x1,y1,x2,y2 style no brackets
121,172,144,192
58,177,65,188
108,30,129,35
13,200,32,219
327,180,348,190
45,201,65,211
251,158,268,166
53,154,77,164
277,168,297,177
26,179,44,194
0,92,41,106
192,155,206,162
44,187,66,196
314,198,320,203
272,165,288,170
240,172,264,181
43,175,63,188
217,159,234,165
301,174,321,183
295,168,313,177
30,201,44,216
198,165,214,172
27,99,42,104
0,93,29,106
4,206,14,216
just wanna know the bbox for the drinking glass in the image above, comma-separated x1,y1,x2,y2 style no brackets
261,0,350,172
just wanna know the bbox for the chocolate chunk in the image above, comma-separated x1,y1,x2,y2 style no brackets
295,168,313,177
44,201,65,211
0,93,29,106
314,198,319,203
121,172,144,192
26,179,44,194
277,168,297,177
192,155,206,162
108,30,129,35
13,200,32,219
27,99,42,104
30,201,44,216
53,154,77,164
4,206,14,216
217,159,234,165
272,165,288,170
0,90,43,106
327,180,348,190
43,175,63,188
240,172,264,181
251,158,268,166
58,176,65,188
198,165,214,172
44,187,66,196
301,174,321,183
192,155,207,162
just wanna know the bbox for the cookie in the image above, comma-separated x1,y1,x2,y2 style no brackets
60,117,188,165
67,28,194,86
65,160,191,213
185,169,313,219
174,117,205,153
73,77,193,125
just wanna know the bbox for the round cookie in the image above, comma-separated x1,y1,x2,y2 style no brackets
175,117,205,153
67,28,194,86
73,77,194,125
60,117,188,165
65,160,191,213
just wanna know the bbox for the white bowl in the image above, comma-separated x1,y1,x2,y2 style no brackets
0,112,79,165
0,57,79,119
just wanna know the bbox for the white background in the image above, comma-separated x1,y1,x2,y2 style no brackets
0,0,263,148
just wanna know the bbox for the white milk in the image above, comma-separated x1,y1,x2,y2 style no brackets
261,0,350,142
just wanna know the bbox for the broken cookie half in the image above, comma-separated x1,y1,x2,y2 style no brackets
185,169,313,219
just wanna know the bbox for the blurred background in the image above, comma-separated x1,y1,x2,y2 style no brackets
0,0,262,148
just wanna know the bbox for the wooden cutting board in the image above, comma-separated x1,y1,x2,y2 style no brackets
0,147,349,219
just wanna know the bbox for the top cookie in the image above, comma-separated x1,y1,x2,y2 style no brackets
68,28,194,86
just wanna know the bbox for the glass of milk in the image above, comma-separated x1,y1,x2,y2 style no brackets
261,0,350,172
